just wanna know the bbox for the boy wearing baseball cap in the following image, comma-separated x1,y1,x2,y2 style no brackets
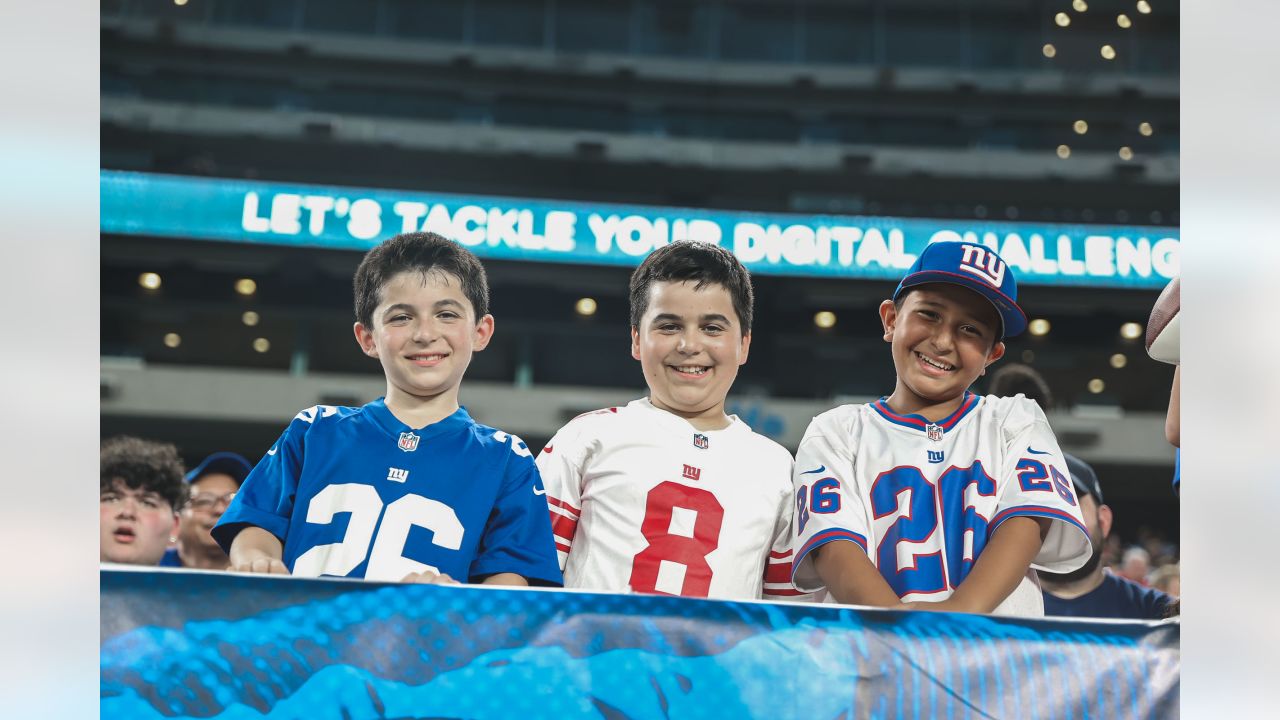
790,241,1091,615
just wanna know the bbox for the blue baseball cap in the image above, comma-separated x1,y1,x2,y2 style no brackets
184,451,253,486
893,241,1027,338
1064,453,1104,505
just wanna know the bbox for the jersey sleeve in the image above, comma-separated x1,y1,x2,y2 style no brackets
790,409,869,593
469,444,564,587
992,401,1091,573
534,420,591,570
762,496,817,602
211,414,307,553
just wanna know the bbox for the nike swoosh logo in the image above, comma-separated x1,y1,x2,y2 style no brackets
533,487,547,496
542,445,554,454
800,465,827,475
1026,447,1051,455
267,446,278,456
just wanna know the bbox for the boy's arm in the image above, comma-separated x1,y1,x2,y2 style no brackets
813,541,904,607
905,516,1049,613
790,410,879,597
228,526,290,575
213,415,308,564
481,573,528,587
535,423,589,570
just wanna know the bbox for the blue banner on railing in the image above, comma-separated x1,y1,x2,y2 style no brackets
101,568,1179,719
101,171,1179,289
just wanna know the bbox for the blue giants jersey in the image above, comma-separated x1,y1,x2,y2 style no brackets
212,400,562,585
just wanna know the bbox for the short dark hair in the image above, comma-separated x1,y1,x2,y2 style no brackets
987,363,1054,411
353,232,490,329
100,436,186,511
629,241,754,335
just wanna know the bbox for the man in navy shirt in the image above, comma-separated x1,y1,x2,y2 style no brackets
1039,455,1173,620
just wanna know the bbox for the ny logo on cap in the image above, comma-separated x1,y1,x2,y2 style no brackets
398,431,420,452
958,245,1006,289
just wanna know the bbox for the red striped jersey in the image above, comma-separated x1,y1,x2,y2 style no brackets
791,393,1090,617
536,398,809,601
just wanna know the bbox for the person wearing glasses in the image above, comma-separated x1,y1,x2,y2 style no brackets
161,452,252,569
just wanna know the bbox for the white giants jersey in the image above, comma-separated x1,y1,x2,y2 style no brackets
791,393,1090,616
536,398,807,601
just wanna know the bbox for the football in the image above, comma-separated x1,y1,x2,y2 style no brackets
1145,276,1179,364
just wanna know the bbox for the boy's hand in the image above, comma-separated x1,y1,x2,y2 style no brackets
401,570,460,585
228,558,290,575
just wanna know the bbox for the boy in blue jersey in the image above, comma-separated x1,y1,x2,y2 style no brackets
213,232,562,587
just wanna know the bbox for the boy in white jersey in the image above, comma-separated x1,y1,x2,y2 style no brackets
791,241,1090,616
536,241,805,600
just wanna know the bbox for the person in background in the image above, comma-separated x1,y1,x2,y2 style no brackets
1119,546,1153,586
100,436,186,566
1039,455,1172,619
1150,564,1180,598
986,362,1055,410
161,452,253,569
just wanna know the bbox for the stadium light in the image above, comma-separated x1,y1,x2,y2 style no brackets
575,297,597,316
1139,122,1154,136
1042,43,1057,58
235,278,257,296
1055,12,1071,27
814,311,837,329
1137,1,1152,14
242,310,260,327
1020,349,1035,363
1117,14,1132,28
1073,120,1088,135
1087,378,1105,394
1056,144,1071,159
1118,146,1134,161
174,0,189,6
1110,353,1128,369
1100,45,1117,60
163,333,181,348
138,272,161,290
1120,322,1143,339
1073,0,1088,12
253,338,271,353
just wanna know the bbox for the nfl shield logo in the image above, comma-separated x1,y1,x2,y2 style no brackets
398,431,420,452
693,433,709,449
926,424,944,443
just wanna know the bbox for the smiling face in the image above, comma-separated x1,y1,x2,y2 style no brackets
631,280,751,429
177,472,240,556
100,478,178,565
354,270,493,409
880,283,1006,418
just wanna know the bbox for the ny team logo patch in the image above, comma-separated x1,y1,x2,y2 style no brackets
927,450,945,464
693,433,709,449
926,423,944,443
958,245,1006,289
682,464,702,481
398,431,420,452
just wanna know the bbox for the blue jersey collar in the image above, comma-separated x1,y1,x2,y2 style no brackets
365,398,474,440
869,392,981,435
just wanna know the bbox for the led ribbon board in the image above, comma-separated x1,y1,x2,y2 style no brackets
102,170,1179,289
